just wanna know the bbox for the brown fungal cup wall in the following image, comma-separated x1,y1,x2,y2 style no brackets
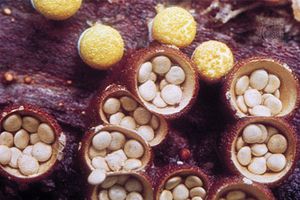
0,104,65,183
88,172,153,200
79,124,152,175
223,57,300,119
221,117,298,186
123,45,199,119
155,165,210,200
93,84,168,147
207,176,275,200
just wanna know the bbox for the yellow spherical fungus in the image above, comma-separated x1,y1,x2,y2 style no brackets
152,6,197,48
78,24,124,70
32,0,82,20
192,40,234,82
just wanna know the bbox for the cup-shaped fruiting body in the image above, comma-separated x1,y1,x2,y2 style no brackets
79,125,152,185
222,57,300,119
123,45,199,119
192,40,234,83
0,104,65,183
78,24,124,70
88,172,153,200
31,0,82,20
152,6,197,48
220,117,298,186
90,84,168,147
155,165,210,200
207,176,275,200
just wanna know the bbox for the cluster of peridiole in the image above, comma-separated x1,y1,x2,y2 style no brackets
220,190,257,200
88,130,145,185
236,123,287,175
159,175,206,200
102,97,160,142
0,114,55,176
138,55,186,107
97,175,145,200
235,69,282,116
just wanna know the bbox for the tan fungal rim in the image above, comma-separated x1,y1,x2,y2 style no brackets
0,105,65,183
80,124,152,173
155,166,210,200
98,84,168,146
210,178,275,200
89,172,153,200
127,45,199,119
136,49,196,115
216,184,268,200
230,117,297,185
224,57,299,118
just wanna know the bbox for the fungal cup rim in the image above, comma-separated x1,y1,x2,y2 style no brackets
0,105,63,182
89,171,154,200
133,46,199,117
155,166,210,200
81,124,152,174
98,85,168,147
209,177,275,200
224,57,299,118
230,117,297,184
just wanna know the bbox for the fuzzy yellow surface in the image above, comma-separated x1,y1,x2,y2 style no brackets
32,0,82,20
192,40,234,81
79,24,124,70
152,7,197,48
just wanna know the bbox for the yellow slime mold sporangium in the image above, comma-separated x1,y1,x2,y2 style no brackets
32,0,82,20
78,24,124,70
152,6,197,48
192,40,234,82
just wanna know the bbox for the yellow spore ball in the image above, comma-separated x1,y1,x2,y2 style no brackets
32,0,82,20
78,24,124,70
152,6,197,48
192,40,234,82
